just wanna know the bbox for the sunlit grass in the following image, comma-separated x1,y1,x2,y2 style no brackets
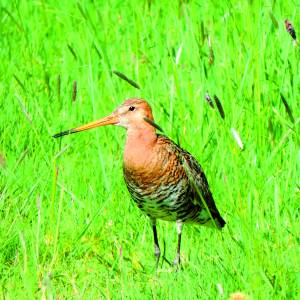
0,0,299,299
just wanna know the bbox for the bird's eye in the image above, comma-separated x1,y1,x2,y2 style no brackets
129,106,135,111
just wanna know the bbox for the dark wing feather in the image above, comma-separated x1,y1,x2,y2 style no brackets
180,150,225,227
159,134,225,227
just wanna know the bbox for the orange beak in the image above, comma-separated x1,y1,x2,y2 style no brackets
53,114,119,138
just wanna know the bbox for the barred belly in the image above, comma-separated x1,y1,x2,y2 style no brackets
124,177,201,223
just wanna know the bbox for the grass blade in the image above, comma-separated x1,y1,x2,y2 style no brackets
269,12,278,29
280,93,295,123
67,44,77,60
57,74,61,100
13,74,26,92
208,36,214,65
231,128,244,150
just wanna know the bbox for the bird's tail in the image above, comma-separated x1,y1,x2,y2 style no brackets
199,210,226,229
214,214,226,229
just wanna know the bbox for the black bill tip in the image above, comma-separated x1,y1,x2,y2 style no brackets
53,129,77,138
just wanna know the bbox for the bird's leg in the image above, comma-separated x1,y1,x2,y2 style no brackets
151,219,160,268
174,220,183,266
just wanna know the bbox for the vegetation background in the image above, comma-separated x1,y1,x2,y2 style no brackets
0,0,299,299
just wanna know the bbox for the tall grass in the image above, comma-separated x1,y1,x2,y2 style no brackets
0,0,299,299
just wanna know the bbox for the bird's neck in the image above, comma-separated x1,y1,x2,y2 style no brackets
123,128,157,171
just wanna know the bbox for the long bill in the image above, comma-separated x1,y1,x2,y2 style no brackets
53,114,119,138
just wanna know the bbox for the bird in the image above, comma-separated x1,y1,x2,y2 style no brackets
53,98,226,266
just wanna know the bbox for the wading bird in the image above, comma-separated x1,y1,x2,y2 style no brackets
53,99,225,266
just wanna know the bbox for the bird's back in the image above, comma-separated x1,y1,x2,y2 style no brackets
123,135,225,228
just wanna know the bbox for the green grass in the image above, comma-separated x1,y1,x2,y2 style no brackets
0,0,299,299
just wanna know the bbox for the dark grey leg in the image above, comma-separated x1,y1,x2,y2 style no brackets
151,219,160,267
174,220,183,266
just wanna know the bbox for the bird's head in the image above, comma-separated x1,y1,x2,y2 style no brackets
53,98,163,138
